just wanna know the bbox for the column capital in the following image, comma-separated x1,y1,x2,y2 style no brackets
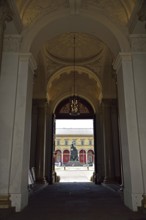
130,34,146,52
113,52,132,72
19,53,37,73
32,99,48,109
102,99,117,108
138,0,146,24
0,1,12,25
3,35,21,52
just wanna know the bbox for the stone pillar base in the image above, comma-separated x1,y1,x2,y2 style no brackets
36,177,46,184
52,171,60,183
142,195,146,209
0,195,11,209
103,176,116,184
91,172,102,184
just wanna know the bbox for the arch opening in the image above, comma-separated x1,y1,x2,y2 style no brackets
52,97,95,183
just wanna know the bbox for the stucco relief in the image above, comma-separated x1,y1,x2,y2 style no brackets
20,0,68,26
138,1,146,23
15,0,136,27
43,33,106,64
37,32,112,83
82,0,136,25
0,1,12,24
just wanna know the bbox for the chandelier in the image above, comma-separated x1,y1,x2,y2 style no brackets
69,34,80,116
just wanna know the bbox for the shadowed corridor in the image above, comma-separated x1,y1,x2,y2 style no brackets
6,183,146,220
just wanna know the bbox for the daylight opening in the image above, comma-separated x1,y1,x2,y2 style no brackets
54,119,95,182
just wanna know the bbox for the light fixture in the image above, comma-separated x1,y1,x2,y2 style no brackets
69,34,80,116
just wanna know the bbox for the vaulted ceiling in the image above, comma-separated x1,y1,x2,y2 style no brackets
12,0,138,110
15,0,136,27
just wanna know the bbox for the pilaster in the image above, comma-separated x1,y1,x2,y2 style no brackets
9,53,36,212
93,109,104,184
0,35,22,210
0,1,12,73
35,100,47,184
130,34,146,210
45,106,56,184
102,99,118,183
0,42,37,211
113,52,144,211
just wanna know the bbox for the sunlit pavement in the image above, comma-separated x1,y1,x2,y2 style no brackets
55,166,94,182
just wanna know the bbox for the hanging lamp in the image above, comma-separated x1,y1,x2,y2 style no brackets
69,34,80,116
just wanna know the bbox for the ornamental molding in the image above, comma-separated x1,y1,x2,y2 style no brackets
0,1,12,24
138,0,146,23
130,34,146,52
113,52,132,72
19,53,37,72
3,35,21,52
21,0,68,26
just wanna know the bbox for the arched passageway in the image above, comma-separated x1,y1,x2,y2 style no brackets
0,1,146,214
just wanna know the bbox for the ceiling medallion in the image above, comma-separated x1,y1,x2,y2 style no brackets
69,34,80,116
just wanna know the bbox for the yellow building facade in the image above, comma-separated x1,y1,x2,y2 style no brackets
55,128,94,165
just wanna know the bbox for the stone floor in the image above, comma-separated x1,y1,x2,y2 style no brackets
55,166,94,182
1,168,146,220
2,183,146,220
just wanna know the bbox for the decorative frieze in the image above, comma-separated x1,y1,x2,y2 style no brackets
3,35,21,52
0,0,12,26
138,0,146,24
113,52,132,72
130,34,146,52
0,1,13,74
19,53,37,74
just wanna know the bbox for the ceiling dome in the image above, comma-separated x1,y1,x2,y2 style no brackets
44,33,106,64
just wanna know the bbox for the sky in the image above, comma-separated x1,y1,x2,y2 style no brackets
56,119,93,128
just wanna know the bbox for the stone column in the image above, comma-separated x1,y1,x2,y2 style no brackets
102,100,114,183
35,101,47,184
0,34,36,211
9,54,36,212
86,150,88,164
30,103,38,169
61,150,63,164
94,109,104,184
130,34,146,209
45,107,54,184
113,51,144,211
110,100,121,183
0,1,12,74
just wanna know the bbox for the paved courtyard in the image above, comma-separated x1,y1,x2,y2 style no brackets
55,166,94,182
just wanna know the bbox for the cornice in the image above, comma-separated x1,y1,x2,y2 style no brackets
113,52,132,72
130,34,146,52
7,0,23,33
3,34,21,52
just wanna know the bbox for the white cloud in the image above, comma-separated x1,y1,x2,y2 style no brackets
56,119,93,128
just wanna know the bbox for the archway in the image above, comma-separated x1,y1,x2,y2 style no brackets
79,150,86,164
53,96,96,183
63,150,70,164
55,150,62,164
87,150,94,164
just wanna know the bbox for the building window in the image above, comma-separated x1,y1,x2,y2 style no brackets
81,139,84,145
65,139,68,145
89,139,92,145
57,139,60,146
